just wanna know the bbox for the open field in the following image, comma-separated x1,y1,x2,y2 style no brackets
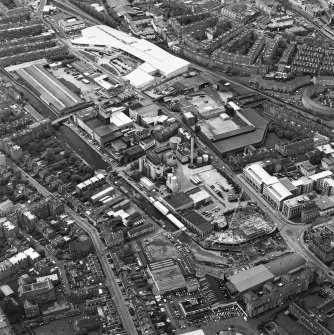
146,233,181,261
16,64,83,111
33,317,100,335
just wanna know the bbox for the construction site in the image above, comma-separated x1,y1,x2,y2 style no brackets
205,202,277,247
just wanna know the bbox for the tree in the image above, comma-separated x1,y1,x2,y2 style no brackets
83,173,92,181
64,172,71,180
37,249,46,257
3,298,21,323
195,125,201,133
71,175,82,183
284,130,294,140
64,150,71,158
45,148,55,162
309,149,322,165
69,154,78,164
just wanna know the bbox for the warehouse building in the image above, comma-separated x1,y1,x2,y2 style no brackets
189,189,211,208
147,259,187,295
90,186,115,203
182,211,213,237
140,177,155,191
72,107,132,147
163,192,194,211
72,25,189,88
227,264,275,294
127,223,155,239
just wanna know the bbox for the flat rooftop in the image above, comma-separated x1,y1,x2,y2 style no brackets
183,211,212,233
228,264,274,293
16,64,83,112
211,108,268,154
265,253,306,276
164,192,193,209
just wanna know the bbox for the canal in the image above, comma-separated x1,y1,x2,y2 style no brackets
56,125,109,170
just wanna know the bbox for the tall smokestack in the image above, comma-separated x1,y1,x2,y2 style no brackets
190,137,194,164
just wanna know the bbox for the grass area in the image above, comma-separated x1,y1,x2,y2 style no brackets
264,131,291,149
34,318,76,335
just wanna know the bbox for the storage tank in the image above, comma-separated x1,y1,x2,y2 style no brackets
203,154,209,162
169,136,182,150
197,156,203,164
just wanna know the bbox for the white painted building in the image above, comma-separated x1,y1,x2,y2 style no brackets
262,181,293,211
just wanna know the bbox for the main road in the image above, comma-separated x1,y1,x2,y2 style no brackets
236,174,333,277
12,161,138,335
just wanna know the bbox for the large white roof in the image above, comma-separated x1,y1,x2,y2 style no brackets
266,182,293,202
228,264,274,293
72,25,189,79
123,68,155,88
110,110,133,127
309,170,333,181
244,163,276,185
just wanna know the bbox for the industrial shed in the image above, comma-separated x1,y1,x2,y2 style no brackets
227,264,275,293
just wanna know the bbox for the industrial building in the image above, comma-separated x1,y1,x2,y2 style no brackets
207,108,268,155
182,211,214,237
90,186,115,203
16,64,84,113
140,176,155,191
179,299,210,317
138,152,166,180
127,223,155,239
227,264,275,294
163,192,194,211
72,107,133,147
72,25,189,88
147,259,187,295
189,189,211,207
166,173,179,193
